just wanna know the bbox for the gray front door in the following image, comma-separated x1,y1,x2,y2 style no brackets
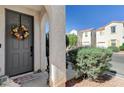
5,9,34,77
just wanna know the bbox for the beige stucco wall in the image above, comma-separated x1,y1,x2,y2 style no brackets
82,31,91,46
96,30,107,48
0,5,44,76
0,7,5,76
105,23,124,47
40,13,48,71
47,6,66,86
96,22,124,48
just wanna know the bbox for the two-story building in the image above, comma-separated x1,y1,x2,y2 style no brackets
77,28,96,47
96,21,124,48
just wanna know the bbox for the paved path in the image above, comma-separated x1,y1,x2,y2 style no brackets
22,72,48,87
110,52,124,75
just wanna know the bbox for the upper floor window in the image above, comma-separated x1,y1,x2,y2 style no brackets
100,31,104,35
111,26,116,33
85,32,88,37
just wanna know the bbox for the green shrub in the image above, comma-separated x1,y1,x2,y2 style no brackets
119,46,124,51
119,43,124,51
75,48,112,80
108,46,120,52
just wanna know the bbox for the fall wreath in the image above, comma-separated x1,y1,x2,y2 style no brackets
10,25,29,40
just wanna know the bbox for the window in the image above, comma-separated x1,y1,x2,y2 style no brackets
123,36,124,39
111,26,116,33
100,31,104,35
111,39,116,47
85,32,88,37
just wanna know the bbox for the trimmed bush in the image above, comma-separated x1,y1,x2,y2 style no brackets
108,46,120,52
119,43,124,51
75,48,112,80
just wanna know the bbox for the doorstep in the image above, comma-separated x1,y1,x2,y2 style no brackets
11,71,49,87
21,71,49,87
0,71,49,87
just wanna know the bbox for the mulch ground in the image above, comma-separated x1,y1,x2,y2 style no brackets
66,74,124,87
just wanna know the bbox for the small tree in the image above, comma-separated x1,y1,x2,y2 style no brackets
67,34,78,49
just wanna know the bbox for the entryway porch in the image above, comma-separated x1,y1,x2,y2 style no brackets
0,5,66,87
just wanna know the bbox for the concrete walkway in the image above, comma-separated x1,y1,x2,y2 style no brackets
0,72,49,87
22,72,49,87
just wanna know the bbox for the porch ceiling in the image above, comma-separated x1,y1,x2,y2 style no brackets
22,5,44,12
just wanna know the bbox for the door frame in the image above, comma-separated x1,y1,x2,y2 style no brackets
5,8,34,77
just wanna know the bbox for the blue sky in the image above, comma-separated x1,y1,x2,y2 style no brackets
66,5,124,32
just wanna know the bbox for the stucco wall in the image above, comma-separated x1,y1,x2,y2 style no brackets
47,6,66,86
105,23,124,47
96,23,124,48
77,31,83,47
82,31,91,46
96,30,107,48
0,5,42,76
40,13,48,71
0,7,5,76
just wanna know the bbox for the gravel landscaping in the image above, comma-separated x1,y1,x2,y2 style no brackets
66,75,124,87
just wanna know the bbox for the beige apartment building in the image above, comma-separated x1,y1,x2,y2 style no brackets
96,21,124,48
78,21,124,48
77,28,96,47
